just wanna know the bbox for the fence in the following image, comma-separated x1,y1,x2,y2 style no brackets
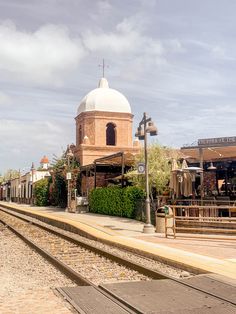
172,197,235,207
165,205,236,238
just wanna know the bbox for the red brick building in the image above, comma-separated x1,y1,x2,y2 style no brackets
74,77,140,195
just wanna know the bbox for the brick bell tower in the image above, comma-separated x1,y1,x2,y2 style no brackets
74,77,139,166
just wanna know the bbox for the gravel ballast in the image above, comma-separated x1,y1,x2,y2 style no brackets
0,224,75,314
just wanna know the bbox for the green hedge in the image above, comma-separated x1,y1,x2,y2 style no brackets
89,186,145,218
34,178,49,206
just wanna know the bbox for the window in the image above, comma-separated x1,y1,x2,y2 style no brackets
106,123,116,146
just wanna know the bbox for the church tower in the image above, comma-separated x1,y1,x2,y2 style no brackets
74,77,139,166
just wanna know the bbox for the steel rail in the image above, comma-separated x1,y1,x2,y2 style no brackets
1,207,236,309
0,219,139,314
0,207,168,280
0,218,90,286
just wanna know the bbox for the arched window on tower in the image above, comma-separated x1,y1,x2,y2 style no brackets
106,123,116,146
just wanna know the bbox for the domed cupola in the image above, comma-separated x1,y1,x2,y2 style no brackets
77,78,131,115
40,155,49,169
74,77,138,166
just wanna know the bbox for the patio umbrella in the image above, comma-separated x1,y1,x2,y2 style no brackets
181,160,193,197
182,166,203,197
169,159,178,189
169,159,181,197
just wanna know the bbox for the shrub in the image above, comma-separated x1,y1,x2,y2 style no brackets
89,186,144,218
34,178,49,206
123,186,145,218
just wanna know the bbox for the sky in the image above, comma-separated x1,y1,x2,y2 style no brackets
0,0,236,173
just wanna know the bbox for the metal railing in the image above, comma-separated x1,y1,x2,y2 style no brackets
165,205,236,238
171,197,235,206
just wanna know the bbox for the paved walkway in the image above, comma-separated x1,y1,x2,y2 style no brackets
1,202,236,281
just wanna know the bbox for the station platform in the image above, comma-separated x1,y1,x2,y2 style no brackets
1,201,236,281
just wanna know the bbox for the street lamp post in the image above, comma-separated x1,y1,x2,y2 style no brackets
9,171,12,202
18,169,21,204
30,162,35,205
135,112,158,234
66,146,74,212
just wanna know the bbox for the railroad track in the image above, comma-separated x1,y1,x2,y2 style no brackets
1,206,236,314
0,207,168,286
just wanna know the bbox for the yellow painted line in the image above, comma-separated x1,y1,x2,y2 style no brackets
1,202,236,280
0,203,122,239
112,236,236,279
0,203,123,236
227,259,236,263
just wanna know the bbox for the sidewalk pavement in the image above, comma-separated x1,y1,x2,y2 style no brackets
1,202,236,281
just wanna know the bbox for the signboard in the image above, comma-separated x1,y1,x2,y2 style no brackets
198,136,236,147
137,163,145,174
66,172,72,180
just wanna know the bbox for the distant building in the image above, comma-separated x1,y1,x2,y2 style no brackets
40,155,50,169
0,156,50,203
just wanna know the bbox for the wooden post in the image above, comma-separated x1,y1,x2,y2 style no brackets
94,162,97,189
121,152,125,188
199,147,204,205
85,168,88,197
165,214,167,238
173,207,176,239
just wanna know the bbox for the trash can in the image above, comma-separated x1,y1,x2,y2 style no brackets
76,197,89,213
155,206,173,234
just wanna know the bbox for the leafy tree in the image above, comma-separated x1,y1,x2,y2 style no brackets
2,169,19,181
34,178,49,206
49,149,80,207
127,144,181,198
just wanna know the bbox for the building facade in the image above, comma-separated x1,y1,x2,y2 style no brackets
0,156,50,203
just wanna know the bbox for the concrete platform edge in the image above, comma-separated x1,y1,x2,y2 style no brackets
0,202,211,275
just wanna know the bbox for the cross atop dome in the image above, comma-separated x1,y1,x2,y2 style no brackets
98,58,109,78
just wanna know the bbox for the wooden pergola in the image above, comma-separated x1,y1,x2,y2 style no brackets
80,152,136,190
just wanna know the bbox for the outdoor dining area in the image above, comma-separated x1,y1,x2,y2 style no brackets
165,156,236,237
169,158,236,218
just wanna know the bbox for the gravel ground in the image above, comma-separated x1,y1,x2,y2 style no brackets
1,208,192,279
38,221,192,279
0,224,76,314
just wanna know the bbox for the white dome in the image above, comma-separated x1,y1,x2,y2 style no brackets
77,78,131,115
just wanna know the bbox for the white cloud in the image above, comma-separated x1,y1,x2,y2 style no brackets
139,0,157,7
0,21,86,85
83,30,138,54
97,0,111,13
0,18,183,89
186,39,235,61
0,119,64,145
165,39,185,53
82,16,167,79
0,91,11,105
83,15,164,56
0,118,72,169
